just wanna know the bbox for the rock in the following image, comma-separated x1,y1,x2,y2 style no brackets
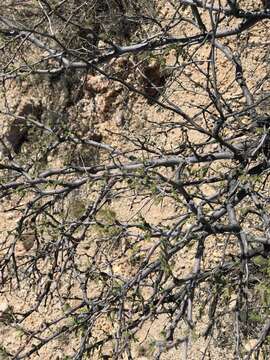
6,118,28,154
20,233,35,251
84,75,123,122
244,339,257,352
89,132,103,143
0,300,13,323
115,110,126,127
140,61,166,100
18,101,42,119
85,75,109,94
0,138,12,159
228,293,237,311
0,300,10,313
5,100,43,154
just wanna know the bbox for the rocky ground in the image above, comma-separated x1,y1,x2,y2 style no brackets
0,0,269,359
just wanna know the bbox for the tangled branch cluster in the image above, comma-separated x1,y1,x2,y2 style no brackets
0,0,269,359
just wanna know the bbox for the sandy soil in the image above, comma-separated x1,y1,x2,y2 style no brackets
0,0,269,359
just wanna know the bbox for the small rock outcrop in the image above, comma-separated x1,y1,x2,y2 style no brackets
5,101,42,155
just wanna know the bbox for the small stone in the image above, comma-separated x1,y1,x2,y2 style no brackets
21,233,35,251
228,293,237,311
115,111,126,127
0,300,9,313
244,339,257,352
